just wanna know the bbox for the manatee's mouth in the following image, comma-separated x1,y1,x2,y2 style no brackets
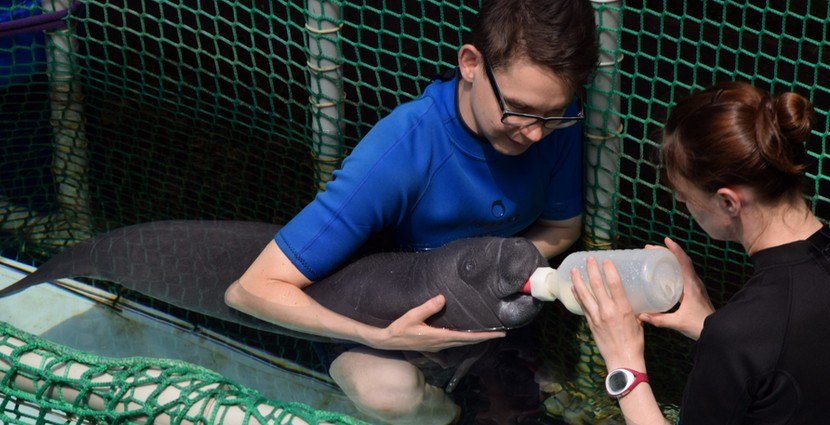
493,238,547,328
497,293,543,329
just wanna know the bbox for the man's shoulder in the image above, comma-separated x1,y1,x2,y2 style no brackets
360,80,454,151
386,94,438,121
345,83,454,170
386,78,452,119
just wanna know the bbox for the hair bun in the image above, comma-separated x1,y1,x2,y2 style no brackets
774,91,815,146
663,81,812,202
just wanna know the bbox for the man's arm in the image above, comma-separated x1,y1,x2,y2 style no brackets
224,240,505,351
522,215,582,259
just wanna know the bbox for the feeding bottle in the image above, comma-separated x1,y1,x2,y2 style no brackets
522,247,682,315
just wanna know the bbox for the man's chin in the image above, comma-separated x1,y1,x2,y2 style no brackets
492,141,530,156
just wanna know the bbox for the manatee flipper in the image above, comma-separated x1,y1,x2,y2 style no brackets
305,237,547,331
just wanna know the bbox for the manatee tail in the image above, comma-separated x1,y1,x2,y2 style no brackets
0,237,103,297
0,221,282,302
0,220,338,343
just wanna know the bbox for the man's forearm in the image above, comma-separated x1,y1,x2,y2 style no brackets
523,216,582,259
224,278,380,344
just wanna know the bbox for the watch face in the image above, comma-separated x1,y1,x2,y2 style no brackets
606,368,647,398
607,370,629,392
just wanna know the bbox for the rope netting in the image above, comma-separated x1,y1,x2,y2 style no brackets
0,321,366,424
0,0,828,423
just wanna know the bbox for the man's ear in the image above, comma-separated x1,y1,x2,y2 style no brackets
457,44,482,83
716,187,742,217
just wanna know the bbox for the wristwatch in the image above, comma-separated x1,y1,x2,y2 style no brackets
605,368,649,398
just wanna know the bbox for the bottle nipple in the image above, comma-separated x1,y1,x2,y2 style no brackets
521,279,532,294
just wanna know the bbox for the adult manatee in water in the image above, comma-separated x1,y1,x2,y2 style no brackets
0,221,546,340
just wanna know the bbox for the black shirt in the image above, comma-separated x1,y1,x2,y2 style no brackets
680,225,830,424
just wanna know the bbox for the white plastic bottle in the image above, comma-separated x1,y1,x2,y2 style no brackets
523,247,682,315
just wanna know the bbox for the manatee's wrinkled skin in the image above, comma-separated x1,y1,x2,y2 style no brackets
0,220,545,339
306,237,547,331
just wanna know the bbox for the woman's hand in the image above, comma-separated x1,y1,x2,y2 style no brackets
374,295,505,352
571,256,646,371
638,237,715,340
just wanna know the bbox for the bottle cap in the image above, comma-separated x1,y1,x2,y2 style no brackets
522,267,557,301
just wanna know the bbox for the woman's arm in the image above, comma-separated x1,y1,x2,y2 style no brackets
571,256,670,425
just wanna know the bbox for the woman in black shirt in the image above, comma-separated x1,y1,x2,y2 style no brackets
572,81,830,424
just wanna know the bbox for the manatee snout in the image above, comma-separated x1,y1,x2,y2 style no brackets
494,237,548,297
492,237,547,328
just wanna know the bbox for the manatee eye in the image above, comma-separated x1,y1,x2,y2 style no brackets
461,259,476,275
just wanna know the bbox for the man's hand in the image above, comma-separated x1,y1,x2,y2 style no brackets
374,294,505,352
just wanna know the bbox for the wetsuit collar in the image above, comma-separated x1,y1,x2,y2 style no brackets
433,69,502,161
750,224,830,270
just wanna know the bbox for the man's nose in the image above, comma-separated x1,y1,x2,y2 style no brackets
519,121,545,142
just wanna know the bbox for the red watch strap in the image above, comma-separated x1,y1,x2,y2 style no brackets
624,368,648,387
610,368,649,398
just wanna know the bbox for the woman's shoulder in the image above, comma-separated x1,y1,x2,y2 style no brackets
703,277,789,344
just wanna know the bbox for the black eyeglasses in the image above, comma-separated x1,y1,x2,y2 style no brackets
482,57,584,130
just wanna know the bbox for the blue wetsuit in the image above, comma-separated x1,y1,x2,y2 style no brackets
277,74,583,281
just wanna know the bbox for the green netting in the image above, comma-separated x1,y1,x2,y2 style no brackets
0,321,366,424
1,0,829,423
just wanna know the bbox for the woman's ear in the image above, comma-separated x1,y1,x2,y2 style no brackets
457,44,482,83
716,187,742,217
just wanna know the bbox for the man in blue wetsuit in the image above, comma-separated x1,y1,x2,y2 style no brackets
225,0,598,423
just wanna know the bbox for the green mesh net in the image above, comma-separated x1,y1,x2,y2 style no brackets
1,0,828,423
0,321,366,424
